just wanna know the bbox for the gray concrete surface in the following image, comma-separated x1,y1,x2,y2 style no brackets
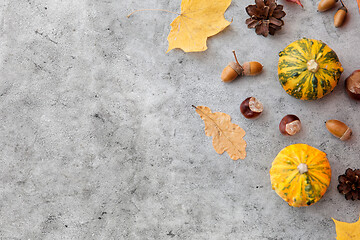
0,0,359,239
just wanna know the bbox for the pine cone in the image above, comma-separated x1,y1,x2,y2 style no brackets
245,0,286,37
337,168,360,200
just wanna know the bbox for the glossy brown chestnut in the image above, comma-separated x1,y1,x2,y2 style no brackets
240,97,263,119
345,70,360,100
279,115,301,136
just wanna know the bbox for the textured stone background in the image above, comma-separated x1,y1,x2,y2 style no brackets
0,0,359,239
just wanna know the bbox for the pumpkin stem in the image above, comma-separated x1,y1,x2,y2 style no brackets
297,163,308,174
307,59,319,73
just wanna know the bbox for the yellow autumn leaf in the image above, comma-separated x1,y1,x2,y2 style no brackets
194,106,246,160
333,216,360,240
167,0,232,53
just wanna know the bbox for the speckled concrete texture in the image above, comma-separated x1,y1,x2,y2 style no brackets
0,0,359,239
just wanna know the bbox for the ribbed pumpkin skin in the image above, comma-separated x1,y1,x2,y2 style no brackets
278,38,343,100
270,144,331,207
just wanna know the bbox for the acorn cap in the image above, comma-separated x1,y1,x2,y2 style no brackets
228,62,244,76
340,127,352,141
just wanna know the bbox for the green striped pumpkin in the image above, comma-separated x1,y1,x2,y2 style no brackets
278,38,343,100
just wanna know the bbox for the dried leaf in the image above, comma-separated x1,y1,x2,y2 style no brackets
358,0,360,14
333,216,360,240
285,0,303,7
193,106,247,160
167,0,232,53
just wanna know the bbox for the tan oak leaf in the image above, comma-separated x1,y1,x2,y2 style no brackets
194,106,246,160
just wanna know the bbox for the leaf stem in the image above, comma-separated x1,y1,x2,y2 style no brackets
339,0,345,7
192,105,197,109
127,9,180,18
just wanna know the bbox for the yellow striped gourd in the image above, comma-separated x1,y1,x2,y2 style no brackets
270,144,331,207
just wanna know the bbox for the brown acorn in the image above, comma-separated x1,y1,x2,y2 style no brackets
325,119,352,141
221,51,263,82
334,6,347,27
318,0,338,12
243,62,263,76
221,51,244,82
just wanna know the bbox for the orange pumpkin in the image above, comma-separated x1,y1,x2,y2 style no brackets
270,144,331,207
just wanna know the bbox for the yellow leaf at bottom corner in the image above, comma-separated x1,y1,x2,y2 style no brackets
167,0,232,53
194,106,246,160
333,216,360,240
